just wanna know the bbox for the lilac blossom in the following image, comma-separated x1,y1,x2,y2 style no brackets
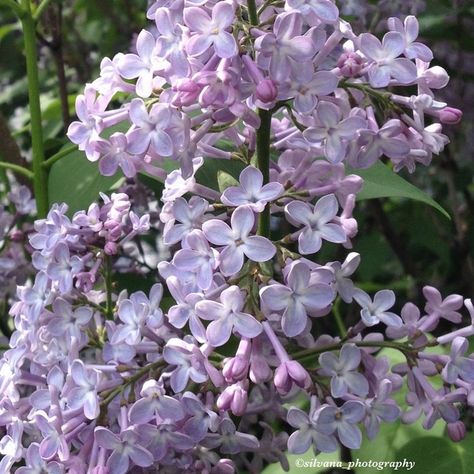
359,31,418,87
184,2,237,59
285,0,339,24
117,29,166,97
163,338,208,392
317,401,366,449
285,194,347,254
195,286,263,346
319,344,369,397
260,261,334,336
442,337,474,384
128,380,185,424
287,406,338,454
202,206,276,276
303,101,367,162
220,166,284,212
94,427,154,474
353,289,403,327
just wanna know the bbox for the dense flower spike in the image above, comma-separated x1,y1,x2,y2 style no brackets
0,0,471,473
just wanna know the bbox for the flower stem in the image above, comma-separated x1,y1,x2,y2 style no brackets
246,0,258,25
0,162,33,180
20,0,49,217
42,143,77,169
291,340,413,362
256,108,272,237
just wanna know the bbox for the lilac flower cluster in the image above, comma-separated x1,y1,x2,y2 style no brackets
1,0,471,473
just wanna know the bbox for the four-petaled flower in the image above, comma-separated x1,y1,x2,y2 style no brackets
195,286,263,347
353,289,403,327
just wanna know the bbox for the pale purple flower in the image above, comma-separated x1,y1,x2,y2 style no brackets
386,302,426,342
66,360,100,420
138,423,194,461
66,85,106,160
287,407,338,454
319,344,369,397
35,412,69,461
184,2,237,59
387,16,433,62
359,31,418,87
255,12,314,82
285,0,339,23
304,102,366,162
127,99,175,156
95,133,137,177
46,243,83,293
281,66,339,115
181,392,219,441
163,338,208,392
217,381,248,416
128,379,185,424
117,29,166,97
94,427,153,474
195,286,263,347
260,261,334,337
202,206,276,276
20,271,51,321
353,289,403,327
423,285,463,326
46,298,93,340
328,252,360,303
221,166,284,212
356,119,411,168
166,276,207,342
317,401,365,449
442,337,474,384
285,194,347,254
364,379,400,439
173,230,219,290
163,196,209,245
203,417,259,454
16,443,64,474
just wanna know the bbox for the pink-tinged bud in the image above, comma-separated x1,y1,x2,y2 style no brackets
212,459,235,474
216,382,248,416
439,107,462,125
104,242,118,255
249,353,272,384
172,79,201,107
256,79,278,103
422,65,449,89
223,355,250,383
274,361,310,395
337,52,364,77
447,421,466,442
9,230,24,242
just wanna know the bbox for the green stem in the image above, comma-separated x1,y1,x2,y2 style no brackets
256,108,272,237
20,0,49,217
42,143,77,169
0,0,24,17
333,298,347,338
104,255,114,321
0,161,33,179
291,340,413,362
33,0,54,22
246,0,258,25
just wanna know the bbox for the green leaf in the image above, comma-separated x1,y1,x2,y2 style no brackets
217,170,239,192
392,436,462,474
48,146,123,215
350,162,450,219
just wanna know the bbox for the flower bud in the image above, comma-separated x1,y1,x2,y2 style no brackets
256,79,278,103
216,382,248,416
274,360,310,395
212,459,235,474
104,242,118,255
337,52,364,77
439,107,462,125
447,421,466,442
422,65,449,89
223,355,249,383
